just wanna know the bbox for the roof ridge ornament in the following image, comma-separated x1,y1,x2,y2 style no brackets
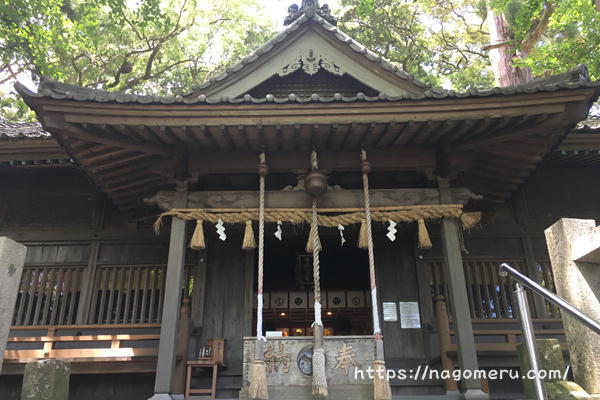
284,0,337,26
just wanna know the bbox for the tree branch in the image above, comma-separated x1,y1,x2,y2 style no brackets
520,2,555,55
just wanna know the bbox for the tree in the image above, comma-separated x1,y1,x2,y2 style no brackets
1,0,599,121
337,0,495,89
0,0,275,120
338,0,600,89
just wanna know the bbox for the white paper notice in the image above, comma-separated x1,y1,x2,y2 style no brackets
382,302,398,322
399,302,421,329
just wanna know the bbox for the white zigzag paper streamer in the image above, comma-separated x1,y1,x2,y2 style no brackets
216,218,227,241
386,219,397,242
275,220,283,241
338,224,346,246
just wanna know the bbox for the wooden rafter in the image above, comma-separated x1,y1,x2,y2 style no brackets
452,114,562,150
46,120,173,157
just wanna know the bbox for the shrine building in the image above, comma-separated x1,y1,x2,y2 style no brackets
1,1,600,399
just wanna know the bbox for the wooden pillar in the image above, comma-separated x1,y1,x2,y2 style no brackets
242,251,255,337
514,188,548,318
434,295,458,392
150,181,188,399
438,178,487,399
76,240,100,324
173,297,191,394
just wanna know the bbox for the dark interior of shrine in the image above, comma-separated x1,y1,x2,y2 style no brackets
255,225,374,337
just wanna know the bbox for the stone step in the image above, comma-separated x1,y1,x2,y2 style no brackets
239,385,462,400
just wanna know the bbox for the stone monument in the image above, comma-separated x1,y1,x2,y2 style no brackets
545,218,600,395
0,236,27,375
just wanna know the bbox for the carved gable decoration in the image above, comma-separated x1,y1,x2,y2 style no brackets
248,68,378,98
280,49,343,77
185,13,429,99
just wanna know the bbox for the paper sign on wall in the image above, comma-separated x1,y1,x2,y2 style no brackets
399,302,421,329
382,302,398,322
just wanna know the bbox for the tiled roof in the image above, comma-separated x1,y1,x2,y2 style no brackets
574,116,600,133
184,9,429,96
16,71,599,106
0,121,51,139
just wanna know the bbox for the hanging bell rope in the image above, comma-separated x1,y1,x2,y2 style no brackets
306,150,328,399
360,150,392,400
248,152,268,400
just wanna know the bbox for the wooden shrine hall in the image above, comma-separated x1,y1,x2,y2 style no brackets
2,1,600,399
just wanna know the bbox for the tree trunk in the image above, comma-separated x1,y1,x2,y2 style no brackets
486,8,533,87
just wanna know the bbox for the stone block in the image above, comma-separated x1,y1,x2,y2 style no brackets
546,380,591,400
242,336,375,399
21,359,70,400
545,218,600,394
0,237,27,374
518,339,568,399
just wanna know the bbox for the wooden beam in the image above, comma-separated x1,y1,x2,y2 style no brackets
559,134,600,151
37,89,587,126
479,146,543,162
86,152,152,173
145,187,479,210
461,170,522,185
80,148,132,164
44,117,173,157
172,148,469,176
108,175,164,192
452,115,562,150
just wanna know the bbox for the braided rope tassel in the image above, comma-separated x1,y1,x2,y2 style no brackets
257,152,266,341
361,150,391,400
310,150,328,399
249,152,268,400
312,200,323,328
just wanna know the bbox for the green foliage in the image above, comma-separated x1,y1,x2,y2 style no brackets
338,0,599,90
1,0,598,122
0,92,35,121
0,0,275,120
518,0,600,80
337,0,495,90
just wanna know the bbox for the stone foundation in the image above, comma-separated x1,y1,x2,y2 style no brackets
241,336,375,399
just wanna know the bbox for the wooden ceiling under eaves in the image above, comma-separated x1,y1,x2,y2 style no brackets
18,84,599,211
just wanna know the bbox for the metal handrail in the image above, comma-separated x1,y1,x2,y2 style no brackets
499,263,600,400
499,263,600,334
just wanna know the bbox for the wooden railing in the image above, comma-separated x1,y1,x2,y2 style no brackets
12,264,194,327
4,300,193,375
427,259,560,320
3,324,161,374
5,327,160,363
89,265,167,324
536,261,561,318
433,295,566,391
12,266,85,326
